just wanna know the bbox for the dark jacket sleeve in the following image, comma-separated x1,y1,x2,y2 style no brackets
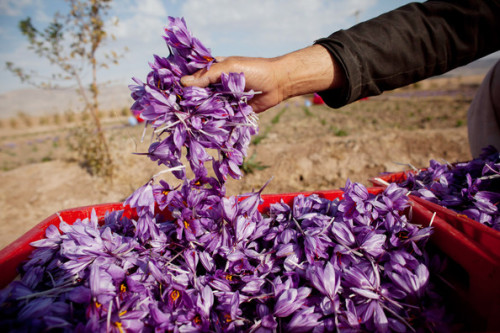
314,0,500,108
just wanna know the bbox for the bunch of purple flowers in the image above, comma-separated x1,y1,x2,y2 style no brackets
1,181,448,332
400,146,500,230
129,17,258,182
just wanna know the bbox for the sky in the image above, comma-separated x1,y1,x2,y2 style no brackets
0,0,426,94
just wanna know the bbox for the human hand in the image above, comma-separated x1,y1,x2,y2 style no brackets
180,45,344,113
181,56,282,113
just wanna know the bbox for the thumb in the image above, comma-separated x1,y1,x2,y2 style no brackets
180,74,197,87
180,68,215,88
181,73,211,87
181,58,226,87
181,71,223,88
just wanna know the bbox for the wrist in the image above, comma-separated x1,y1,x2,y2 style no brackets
274,45,344,100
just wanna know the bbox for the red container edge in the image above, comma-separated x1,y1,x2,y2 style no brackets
370,170,500,259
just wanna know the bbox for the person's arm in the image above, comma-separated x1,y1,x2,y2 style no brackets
315,0,500,108
182,0,500,112
181,45,345,113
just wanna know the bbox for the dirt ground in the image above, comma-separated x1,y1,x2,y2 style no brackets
0,75,481,249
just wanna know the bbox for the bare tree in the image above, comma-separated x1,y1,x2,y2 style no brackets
6,0,124,177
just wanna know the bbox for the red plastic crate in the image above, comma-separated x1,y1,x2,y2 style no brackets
409,199,500,330
369,170,416,187
410,195,500,260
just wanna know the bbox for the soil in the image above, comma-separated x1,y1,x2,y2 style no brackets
0,75,481,249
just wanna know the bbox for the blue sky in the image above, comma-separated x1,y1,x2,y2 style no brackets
0,0,424,94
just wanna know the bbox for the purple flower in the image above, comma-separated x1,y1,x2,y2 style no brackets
163,17,193,52
331,221,356,247
273,287,311,317
240,275,266,295
357,299,389,333
257,304,278,330
219,72,253,99
388,263,429,298
214,291,243,331
303,232,332,263
196,285,214,319
357,229,386,258
124,181,155,217
89,259,116,305
188,37,215,71
153,180,180,211
399,147,499,230
308,261,341,302
286,306,322,332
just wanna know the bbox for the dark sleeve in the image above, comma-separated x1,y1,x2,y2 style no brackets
314,0,500,108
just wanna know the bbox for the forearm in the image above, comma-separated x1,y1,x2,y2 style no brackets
273,45,345,101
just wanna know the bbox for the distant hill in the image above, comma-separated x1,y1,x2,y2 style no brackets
0,85,133,119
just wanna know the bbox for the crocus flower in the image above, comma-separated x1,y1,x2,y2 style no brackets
286,306,323,332
124,181,155,217
308,261,341,302
274,287,311,317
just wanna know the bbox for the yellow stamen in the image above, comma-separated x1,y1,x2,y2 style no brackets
115,321,124,333
223,313,232,323
119,310,127,316
120,283,127,293
397,231,409,239
184,221,190,229
170,289,180,302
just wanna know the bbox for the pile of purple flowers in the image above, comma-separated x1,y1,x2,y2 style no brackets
1,180,448,332
400,146,500,230
129,17,258,182
0,17,450,332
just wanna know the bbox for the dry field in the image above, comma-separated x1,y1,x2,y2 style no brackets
0,75,482,249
